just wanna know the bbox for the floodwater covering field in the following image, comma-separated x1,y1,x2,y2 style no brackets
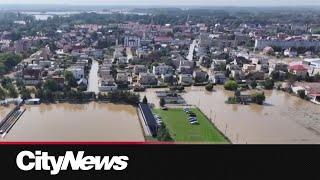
0,102,144,142
183,86,320,144
139,86,320,144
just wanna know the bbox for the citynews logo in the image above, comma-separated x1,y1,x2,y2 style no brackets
16,151,129,175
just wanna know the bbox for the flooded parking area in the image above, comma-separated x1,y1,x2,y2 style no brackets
0,102,144,142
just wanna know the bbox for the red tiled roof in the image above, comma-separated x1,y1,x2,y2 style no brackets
289,64,307,71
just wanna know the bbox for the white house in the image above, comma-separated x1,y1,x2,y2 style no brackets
152,65,173,76
68,67,84,80
98,78,118,92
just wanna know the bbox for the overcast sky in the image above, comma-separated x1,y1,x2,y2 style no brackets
0,0,319,6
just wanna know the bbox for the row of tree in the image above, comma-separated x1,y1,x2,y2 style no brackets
0,53,22,75
97,91,140,106
0,77,19,99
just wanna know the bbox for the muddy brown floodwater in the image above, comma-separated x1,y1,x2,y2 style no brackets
0,102,144,142
138,86,320,144
182,86,320,144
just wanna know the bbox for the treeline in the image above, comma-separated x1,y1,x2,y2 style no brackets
36,87,140,105
97,91,140,106
0,77,19,99
35,89,95,103
0,53,22,75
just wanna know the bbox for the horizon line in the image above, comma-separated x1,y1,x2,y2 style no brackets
0,4,320,7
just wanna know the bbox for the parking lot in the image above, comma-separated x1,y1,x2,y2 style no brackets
152,108,228,143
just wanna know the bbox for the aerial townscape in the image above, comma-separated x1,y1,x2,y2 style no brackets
0,6,320,143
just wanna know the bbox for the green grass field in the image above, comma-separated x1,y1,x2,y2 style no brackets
153,108,229,143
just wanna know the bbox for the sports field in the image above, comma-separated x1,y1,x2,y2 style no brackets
153,108,229,143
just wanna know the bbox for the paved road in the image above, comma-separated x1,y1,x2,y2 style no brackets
187,39,197,61
87,60,99,94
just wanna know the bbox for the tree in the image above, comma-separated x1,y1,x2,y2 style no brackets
64,71,77,88
262,79,274,90
0,53,23,75
106,91,140,105
16,79,25,89
157,124,173,142
142,96,148,104
43,79,58,92
1,77,12,89
160,98,166,107
297,90,306,99
224,80,238,91
20,87,31,100
205,83,214,91
250,80,257,89
7,85,18,98
9,31,22,41
0,86,7,100
251,92,266,105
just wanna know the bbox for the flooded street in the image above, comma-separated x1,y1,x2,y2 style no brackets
0,102,144,142
87,60,99,94
182,86,320,144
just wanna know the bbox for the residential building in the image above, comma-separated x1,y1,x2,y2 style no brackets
153,65,173,76
68,67,85,80
161,74,174,84
269,63,288,73
116,73,129,84
209,71,226,84
179,74,193,85
193,70,207,83
231,70,245,80
138,73,158,85
178,66,193,74
134,65,148,75
255,38,320,51
124,35,141,47
288,64,308,77
22,65,43,85
98,78,118,92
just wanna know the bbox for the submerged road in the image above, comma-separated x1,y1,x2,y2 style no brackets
87,60,99,94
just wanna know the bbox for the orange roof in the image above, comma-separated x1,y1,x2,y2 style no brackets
289,64,307,71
